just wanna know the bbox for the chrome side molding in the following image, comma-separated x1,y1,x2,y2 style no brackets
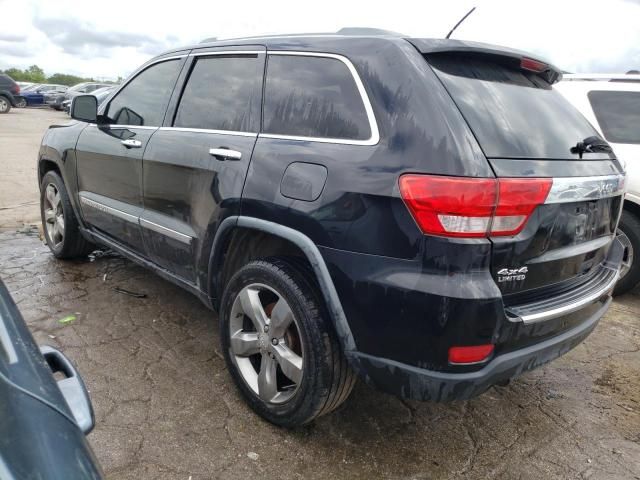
139,218,192,245
79,193,192,245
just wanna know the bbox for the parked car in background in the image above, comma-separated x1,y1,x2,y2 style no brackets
48,82,113,111
16,81,35,89
0,73,20,113
20,83,41,92
39,34,624,427
18,84,67,107
556,74,640,295
63,86,116,114
0,279,102,479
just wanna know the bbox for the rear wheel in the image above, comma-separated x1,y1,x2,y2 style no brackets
0,96,11,113
40,171,95,259
15,97,27,108
220,258,356,427
614,210,640,296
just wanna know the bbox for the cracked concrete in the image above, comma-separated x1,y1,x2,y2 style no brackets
1,231,639,480
1,109,639,479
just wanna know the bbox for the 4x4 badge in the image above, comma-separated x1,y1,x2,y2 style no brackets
497,266,528,283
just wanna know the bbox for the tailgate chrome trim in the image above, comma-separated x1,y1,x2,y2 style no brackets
546,174,625,204
507,266,618,324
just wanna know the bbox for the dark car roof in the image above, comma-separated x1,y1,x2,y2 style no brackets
156,33,561,81
0,74,17,85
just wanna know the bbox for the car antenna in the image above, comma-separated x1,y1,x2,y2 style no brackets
445,6,476,39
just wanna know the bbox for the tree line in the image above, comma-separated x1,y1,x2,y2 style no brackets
0,65,120,86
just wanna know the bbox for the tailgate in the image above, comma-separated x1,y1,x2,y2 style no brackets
423,48,625,299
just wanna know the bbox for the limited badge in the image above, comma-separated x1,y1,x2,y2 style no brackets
497,266,528,283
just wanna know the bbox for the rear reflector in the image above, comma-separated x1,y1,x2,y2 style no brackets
448,344,494,364
399,175,552,238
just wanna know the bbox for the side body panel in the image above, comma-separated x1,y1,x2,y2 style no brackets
75,125,153,251
141,46,265,287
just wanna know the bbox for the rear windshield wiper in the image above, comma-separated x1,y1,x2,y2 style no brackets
570,136,612,159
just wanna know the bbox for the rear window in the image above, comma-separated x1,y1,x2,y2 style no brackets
427,54,602,159
174,55,260,132
263,55,371,141
588,90,640,144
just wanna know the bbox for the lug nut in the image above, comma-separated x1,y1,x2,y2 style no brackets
271,338,278,345
263,325,269,333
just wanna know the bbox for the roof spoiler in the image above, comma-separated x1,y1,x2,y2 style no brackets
408,38,562,84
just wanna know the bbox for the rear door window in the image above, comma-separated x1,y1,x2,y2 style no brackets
263,55,371,141
174,54,260,132
588,90,640,144
427,54,603,159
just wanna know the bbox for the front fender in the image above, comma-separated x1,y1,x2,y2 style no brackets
38,121,88,227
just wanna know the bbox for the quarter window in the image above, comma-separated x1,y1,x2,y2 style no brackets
174,55,260,132
263,55,371,141
106,59,182,127
588,90,640,145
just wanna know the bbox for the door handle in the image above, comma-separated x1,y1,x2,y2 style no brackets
121,139,142,148
209,148,242,161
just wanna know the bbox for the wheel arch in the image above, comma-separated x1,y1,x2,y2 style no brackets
623,197,640,222
209,216,357,353
38,158,62,185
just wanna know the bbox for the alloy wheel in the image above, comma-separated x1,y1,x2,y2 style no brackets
228,283,304,404
0,97,8,113
617,228,634,280
43,183,65,248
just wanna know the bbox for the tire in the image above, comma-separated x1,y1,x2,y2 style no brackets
613,210,640,296
0,96,11,114
15,97,27,108
220,258,356,427
40,170,95,259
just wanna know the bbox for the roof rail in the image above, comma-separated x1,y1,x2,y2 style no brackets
336,27,405,36
563,73,640,82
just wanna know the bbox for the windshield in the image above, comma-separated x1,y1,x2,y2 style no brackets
427,54,606,159
588,90,640,145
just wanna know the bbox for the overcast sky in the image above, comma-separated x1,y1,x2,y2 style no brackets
1,0,639,81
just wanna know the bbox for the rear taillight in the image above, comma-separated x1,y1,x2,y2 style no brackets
399,175,552,238
11,84,20,95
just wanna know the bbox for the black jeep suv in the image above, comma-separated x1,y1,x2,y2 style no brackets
37,33,625,427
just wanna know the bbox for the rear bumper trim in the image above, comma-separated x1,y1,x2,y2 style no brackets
506,235,623,324
508,266,618,324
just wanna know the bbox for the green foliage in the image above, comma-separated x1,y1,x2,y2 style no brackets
47,73,95,86
0,65,105,86
26,65,46,82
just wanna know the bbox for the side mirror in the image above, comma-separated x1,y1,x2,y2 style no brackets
71,95,97,123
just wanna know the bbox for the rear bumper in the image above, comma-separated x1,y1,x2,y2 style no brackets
346,297,609,401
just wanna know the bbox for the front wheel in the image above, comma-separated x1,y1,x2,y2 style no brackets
614,210,640,296
220,258,356,427
15,97,27,108
40,171,95,259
